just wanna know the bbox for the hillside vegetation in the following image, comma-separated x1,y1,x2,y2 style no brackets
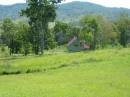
0,1,130,21
0,48,130,97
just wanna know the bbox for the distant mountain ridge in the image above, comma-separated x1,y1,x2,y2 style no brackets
0,1,130,21
0,3,27,20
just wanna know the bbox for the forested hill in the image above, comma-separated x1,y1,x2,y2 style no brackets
0,3,27,20
0,1,130,21
57,1,130,21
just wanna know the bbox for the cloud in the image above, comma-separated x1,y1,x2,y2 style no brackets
0,0,26,5
0,0,130,9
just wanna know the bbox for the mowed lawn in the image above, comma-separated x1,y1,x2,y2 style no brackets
0,48,130,97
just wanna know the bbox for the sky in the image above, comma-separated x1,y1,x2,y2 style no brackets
0,0,130,9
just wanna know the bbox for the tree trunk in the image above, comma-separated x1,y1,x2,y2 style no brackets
92,31,96,50
39,19,48,54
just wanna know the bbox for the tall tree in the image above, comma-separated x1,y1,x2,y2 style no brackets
1,18,17,55
15,20,31,55
116,13,130,47
80,15,99,50
95,15,119,48
21,0,62,54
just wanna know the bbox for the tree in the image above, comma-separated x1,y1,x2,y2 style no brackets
15,20,31,55
54,21,71,45
1,18,17,55
0,21,2,44
80,14,119,49
1,19,32,55
21,0,62,54
116,13,130,47
44,28,57,50
80,15,99,50
95,15,119,48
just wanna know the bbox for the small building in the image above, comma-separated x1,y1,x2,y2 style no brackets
67,36,90,51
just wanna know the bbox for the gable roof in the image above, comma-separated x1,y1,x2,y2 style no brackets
67,36,77,46
67,36,90,49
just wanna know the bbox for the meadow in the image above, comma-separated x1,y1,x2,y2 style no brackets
0,48,130,97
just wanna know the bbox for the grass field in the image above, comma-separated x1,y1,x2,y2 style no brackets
0,48,130,97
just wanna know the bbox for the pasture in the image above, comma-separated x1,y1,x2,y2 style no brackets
0,48,130,97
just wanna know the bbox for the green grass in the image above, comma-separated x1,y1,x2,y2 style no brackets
0,48,130,97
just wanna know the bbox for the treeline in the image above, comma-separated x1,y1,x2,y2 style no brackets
0,0,61,55
0,13,130,55
54,13,130,49
0,19,56,55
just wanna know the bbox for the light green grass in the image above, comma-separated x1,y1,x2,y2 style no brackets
0,48,130,97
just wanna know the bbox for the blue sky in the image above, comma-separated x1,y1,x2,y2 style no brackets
0,0,130,9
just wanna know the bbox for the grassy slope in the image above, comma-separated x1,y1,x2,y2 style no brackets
0,48,130,97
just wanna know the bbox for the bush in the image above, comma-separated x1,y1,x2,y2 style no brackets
1,46,5,52
0,45,10,57
127,43,130,48
116,43,123,49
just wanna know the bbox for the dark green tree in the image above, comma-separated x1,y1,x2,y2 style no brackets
21,0,62,54
54,21,71,45
1,18,17,55
15,20,31,56
116,13,130,47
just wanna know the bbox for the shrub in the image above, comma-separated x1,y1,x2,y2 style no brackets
127,43,130,48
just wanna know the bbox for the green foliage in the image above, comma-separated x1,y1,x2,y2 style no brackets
80,15,99,49
0,18,32,55
1,2,130,22
54,21,71,45
1,18,18,54
78,14,121,49
44,29,57,50
15,20,31,55
95,15,119,48
0,45,5,52
21,0,62,54
0,45,9,57
127,43,130,48
116,13,130,47
0,3,130,55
